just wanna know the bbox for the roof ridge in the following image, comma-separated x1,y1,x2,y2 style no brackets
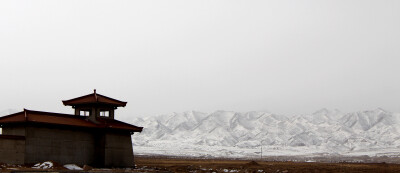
95,93,127,104
62,93,95,104
0,110,24,120
24,109,87,119
62,92,127,107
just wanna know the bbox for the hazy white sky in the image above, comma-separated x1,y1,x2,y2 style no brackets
1,0,399,119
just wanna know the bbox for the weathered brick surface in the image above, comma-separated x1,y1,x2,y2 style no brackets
0,138,25,164
25,126,96,165
105,132,134,167
2,126,26,136
0,126,135,167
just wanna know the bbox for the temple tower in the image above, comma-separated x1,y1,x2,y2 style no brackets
62,89,127,121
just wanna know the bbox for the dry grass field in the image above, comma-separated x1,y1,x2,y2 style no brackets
135,156,400,173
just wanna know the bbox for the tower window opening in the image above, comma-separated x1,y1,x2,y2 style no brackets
80,111,90,116
100,111,109,117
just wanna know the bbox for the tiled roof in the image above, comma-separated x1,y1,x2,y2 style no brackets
0,109,142,132
62,90,127,107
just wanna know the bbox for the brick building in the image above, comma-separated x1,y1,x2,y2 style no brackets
0,90,143,167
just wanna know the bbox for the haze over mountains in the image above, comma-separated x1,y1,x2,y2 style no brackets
131,108,400,157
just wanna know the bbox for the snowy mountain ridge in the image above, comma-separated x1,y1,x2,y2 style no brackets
132,108,400,157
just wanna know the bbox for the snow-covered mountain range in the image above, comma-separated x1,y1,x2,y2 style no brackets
131,108,400,158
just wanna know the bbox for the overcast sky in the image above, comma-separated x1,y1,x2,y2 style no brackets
0,0,399,119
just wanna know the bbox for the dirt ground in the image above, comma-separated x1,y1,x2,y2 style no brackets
134,156,400,173
1,156,400,172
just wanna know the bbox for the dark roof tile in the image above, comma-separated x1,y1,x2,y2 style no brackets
0,110,142,132
62,91,127,107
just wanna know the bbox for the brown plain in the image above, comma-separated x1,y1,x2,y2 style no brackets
135,156,400,173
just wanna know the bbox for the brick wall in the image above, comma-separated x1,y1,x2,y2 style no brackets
0,125,135,167
104,132,134,167
24,126,96,165
0,136,25,164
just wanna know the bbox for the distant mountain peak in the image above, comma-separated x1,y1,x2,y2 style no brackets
374,107,388,113
312,108,342,115
313,108,330,114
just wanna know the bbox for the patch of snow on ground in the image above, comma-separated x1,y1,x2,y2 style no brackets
64,164,83,170
32,161,53,169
